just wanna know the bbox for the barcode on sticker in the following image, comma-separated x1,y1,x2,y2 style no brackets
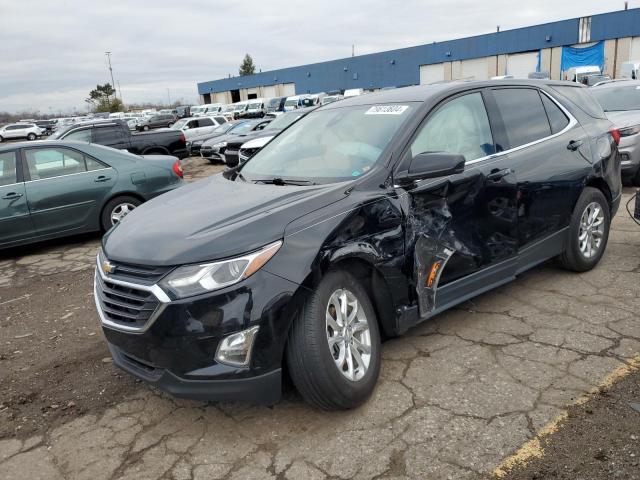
365,105,408,115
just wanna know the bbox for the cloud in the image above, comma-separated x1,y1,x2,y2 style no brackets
0,0,627,113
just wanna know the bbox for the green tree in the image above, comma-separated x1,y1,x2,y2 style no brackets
239,54,256,76
85,83,124,112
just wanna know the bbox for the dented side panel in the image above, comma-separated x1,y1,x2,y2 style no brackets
403,159,519,318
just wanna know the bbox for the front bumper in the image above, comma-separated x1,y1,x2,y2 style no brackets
108,343,281,404
95,260,301,404
200,147,225,162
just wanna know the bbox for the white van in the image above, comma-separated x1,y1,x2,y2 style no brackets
203,103,224,115
284,95,309,112
621,61,640,80
190,105,206,117
564,66,601,84
343,88,364,98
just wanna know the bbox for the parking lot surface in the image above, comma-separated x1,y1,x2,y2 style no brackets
1,160,639,479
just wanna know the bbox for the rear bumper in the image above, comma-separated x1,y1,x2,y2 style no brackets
108,343,282,404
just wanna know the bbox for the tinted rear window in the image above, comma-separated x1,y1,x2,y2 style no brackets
550,85,607,119
493,88,551,148
540,94,570,134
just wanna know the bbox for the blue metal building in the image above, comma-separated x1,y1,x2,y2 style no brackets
197,8,640,103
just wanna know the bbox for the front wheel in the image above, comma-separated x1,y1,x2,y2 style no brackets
27,133,36,141
101,196,142,231
558,187,610,272
286,270,381,410
142,125,150,131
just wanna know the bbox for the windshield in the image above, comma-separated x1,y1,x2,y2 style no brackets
234,104,246,111
284,99,298,107
212,123,234,134
248,102,262,110
172,119,189,129
241,104,415,183
230,122,255,133
265,112,304,130
591,85,640,111
191,106,205,114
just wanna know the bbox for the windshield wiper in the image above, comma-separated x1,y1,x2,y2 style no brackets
254,177,316,186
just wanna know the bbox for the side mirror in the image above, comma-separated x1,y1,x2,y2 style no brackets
396,152,465,186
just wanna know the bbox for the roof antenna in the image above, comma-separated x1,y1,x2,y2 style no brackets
625,1,628,10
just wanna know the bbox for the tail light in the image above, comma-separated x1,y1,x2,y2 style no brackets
172,160,183,178
179,133,186,143
610,128,621,146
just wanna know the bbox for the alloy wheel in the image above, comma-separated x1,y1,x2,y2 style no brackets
578,201,605,259
325,288,372,382
110,202,136,226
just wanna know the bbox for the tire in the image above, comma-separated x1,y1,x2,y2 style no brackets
168,123,173,128
101,196,142,231
27,133,36,141
286,269,381,410
558,187,610,272
0,135,3,143
142,125,150,131
633,169,640,187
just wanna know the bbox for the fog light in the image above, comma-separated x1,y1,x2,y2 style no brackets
215,326,260,367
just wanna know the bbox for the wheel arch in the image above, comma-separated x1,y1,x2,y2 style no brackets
141,146,170,155
585,177,613,210
99,191,146,229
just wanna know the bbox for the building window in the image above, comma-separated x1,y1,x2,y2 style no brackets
578,16,592,44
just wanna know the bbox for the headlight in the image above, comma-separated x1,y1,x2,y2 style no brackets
159,241,282,299
213,141,227,148
619,125,640,137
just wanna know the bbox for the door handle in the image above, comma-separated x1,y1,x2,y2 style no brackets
1,192,23,200
94,176,112,182
567,139,583,151
486,168,513,181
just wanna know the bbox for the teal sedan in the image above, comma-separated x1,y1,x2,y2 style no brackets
0,141,185,249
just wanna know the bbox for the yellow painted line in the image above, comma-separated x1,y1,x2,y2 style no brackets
493,355,640,478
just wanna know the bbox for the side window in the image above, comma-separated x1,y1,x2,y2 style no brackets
541,94,570,134
214,116,227,124
93,127,124,144
410,92,494,161
85,156,106,171
0,151,17,186
65,129,92,142
492,88,551,148
24,148,86,180
198,117,213,127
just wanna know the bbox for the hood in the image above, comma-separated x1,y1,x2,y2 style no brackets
226,129,282,148
605,110,640,129
202,131,252,147
103,174,350,266
189,131,227,143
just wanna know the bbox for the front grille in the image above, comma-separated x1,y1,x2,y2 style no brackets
95,273,160,329
106,260,170,284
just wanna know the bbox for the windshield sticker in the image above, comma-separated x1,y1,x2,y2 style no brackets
365,105,409,115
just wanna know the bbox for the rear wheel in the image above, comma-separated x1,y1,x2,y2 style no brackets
101,196,142,231
27,133,36,141
286,270,381,410
558,187,610,272
142,125,150,131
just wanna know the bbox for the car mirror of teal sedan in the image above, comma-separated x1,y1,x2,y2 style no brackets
0,140,185,250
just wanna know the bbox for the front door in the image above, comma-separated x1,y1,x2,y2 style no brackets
398,90,518,316
22,146,116,236
0,150,35,246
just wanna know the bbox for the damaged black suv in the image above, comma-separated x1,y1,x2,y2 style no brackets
95,80,621,410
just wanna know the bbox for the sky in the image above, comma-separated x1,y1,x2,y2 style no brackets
0,0,633,114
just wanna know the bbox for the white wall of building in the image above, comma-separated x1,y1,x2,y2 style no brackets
419,63,445,84
506,51,539,78
459,58,489,80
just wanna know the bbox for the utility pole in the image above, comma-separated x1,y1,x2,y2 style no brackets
352,44,355,57
167,88,172,106
105,51,116,107
118,81,124,106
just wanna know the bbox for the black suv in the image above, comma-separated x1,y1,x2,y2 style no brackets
136,114,176,131
96,80,621,410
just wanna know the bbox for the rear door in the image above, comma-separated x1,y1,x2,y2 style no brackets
93,125,128,150
0,150,34,246
487,87,588,260
398,89,518,316
22,146,116,235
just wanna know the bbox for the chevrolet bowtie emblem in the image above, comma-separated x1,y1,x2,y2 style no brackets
102,260,116,275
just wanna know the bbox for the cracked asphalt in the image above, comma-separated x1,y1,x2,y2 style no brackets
1,159,639,479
